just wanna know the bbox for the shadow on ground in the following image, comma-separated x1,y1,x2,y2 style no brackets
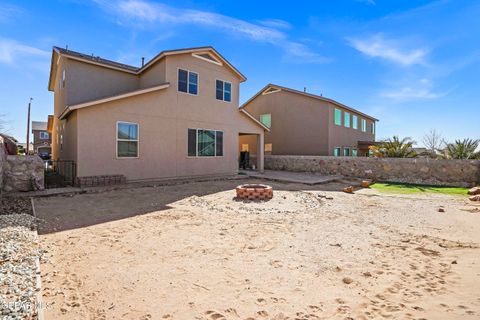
33,177,356,235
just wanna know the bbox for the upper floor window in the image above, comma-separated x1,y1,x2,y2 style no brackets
333,147,341,157
39,132,49,139
117,122,139,158
334,108,342,126
62,69,66,88
188,128,223,157
352,115,358,130
260,114,271,128
371,122,375,134
178,69,198,95
361,119,367,132
216,80,232,102
344,112,350,128
343,148,350,156
352,149,358,157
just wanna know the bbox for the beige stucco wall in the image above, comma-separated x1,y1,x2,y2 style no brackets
139,59,166,88
65,59,139,106
71,53,263,181
244,90,375,156
244,90,330,155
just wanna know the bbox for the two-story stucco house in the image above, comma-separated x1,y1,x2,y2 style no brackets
48,46,267,182
240,84,378,157
31,121,52,155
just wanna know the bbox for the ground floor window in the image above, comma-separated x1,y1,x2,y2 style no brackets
188,128,223,157
117,121,139,158
333,147,341,157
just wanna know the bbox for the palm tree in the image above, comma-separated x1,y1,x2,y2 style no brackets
445,139,480,159
378,136,417,158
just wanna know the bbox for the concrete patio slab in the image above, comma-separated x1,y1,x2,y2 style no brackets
240,170,342,185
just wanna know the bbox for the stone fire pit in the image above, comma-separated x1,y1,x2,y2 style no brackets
235,184,273,200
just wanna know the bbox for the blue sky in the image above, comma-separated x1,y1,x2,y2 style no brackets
1,0,479,145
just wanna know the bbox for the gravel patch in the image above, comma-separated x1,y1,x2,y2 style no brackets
1,212,43,319
0,198,33,216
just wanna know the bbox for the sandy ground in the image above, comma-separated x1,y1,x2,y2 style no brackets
34,179,480,320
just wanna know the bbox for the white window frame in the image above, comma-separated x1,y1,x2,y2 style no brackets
343,147,351,157
62,69,66,88
361,119,367,132
371,122,375,134
177,68,199,96
334,108,342,126
187,128,224,158
352,148,358,157
40,132,49,139
215,79,232,103
116,121,139,159
352,115,358,130
344,112,351,128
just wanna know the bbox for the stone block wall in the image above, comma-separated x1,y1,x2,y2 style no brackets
0,137,6,190
3,155,45,192
265,155,480,187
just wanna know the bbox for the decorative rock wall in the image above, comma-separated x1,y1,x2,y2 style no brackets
3,155,45,192
265,155,480,187
0,137,6,190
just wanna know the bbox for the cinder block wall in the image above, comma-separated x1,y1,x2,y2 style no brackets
265,155,480,187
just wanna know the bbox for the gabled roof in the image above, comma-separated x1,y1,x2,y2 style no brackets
32,121,47,131
240,84,379,122
59,83,170,120
48,46,246,91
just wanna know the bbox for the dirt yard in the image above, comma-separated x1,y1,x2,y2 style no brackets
34,179,480,319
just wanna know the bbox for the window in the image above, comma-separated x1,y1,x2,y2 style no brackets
344,112,350,128
352,149,358,157
117,122,138,158
241,144,249,152
361,119,367,132
334,108,342,126
371,122,375,134
60,134,63,151
352,115,358,129
188,129,223,157
216,80,232,102
40,132,49,139
343,148,350,156
178,69,198,95
62,69,66,88
260,114,271,128
333,147,341,157
265,143,273,152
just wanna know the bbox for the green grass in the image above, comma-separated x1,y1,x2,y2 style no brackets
370,183,468,196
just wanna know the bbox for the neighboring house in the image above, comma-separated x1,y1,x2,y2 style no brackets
240,84,378,157
31,121,52,155
47,46,267,182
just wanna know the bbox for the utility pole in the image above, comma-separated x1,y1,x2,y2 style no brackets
26,97,32,155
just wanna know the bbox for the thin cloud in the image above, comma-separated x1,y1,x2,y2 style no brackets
258,18,292,30
356,0,376,5
0,38,50,65
348,34,428,66
93,0,327,63
380,79,447,100
0,4,23,22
